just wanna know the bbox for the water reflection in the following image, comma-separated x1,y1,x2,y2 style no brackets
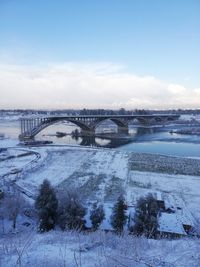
129,126,159,138
81,127,161,147
1,119,200,157
34,124,156,148
35,124,198,148
75,136,133,148
54,126,163,148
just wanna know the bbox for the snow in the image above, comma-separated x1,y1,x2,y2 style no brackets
16,147,129,201
84,202,114,230
128,170,200,222
0,148,39,179
156,191,163,201
1,230,200,267
1,144,200,228
180,115,195,121
0,138,19,148
1,144,199,239
158,213,187,235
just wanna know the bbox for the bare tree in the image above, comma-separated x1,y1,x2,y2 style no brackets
3,190,25,230
0,190,5,233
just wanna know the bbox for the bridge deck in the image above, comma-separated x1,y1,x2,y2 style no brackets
21,114,180,119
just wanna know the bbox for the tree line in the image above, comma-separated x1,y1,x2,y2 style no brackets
34,179,159,237
0,179,158,237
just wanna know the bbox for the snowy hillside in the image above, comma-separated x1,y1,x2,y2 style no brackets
1,230,200,267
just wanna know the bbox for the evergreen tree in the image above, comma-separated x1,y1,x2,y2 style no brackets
90,203,105,230
132,194,158,237
35,179,58,232
110,195,127,233
58,190,86,230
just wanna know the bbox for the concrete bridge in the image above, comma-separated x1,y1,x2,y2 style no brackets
19,114,180,140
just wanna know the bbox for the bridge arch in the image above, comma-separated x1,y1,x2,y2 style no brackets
91,117,129,134
29,117,129,138
24,118,93,139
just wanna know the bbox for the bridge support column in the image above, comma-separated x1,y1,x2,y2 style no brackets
118,126,129,135
80,129,95,136
137,118,151,125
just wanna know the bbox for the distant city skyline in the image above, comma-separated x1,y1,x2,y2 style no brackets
0,0,200,109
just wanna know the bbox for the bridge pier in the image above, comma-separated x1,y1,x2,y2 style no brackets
118,126,129,135
80,129,95,136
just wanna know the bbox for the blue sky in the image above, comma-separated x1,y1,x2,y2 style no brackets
0,0,200,109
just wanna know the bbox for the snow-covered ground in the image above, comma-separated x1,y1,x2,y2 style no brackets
128,170,200,225
0,138,19,148
1,144,200,229
0,148,38,175
1,230,200,267
16,147,129,201
180,114,200,122
1,145,200,219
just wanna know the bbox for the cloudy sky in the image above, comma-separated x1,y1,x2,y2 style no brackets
0,0,200,109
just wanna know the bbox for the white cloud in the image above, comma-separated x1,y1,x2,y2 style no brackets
0,62,199,109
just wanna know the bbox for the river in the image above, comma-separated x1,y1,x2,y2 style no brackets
0,118,200,157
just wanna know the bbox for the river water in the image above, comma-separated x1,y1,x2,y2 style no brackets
0,118,200,157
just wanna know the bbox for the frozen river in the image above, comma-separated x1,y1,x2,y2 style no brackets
0,118,200,157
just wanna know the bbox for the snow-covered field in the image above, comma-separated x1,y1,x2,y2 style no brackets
1,144,200,227
16,147,129,201
1,145,200,216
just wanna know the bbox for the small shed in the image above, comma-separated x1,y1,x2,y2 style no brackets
157,213,187,238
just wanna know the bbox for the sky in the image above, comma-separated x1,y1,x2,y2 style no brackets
0,0,200,109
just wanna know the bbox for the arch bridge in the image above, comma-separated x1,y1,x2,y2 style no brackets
19,114,180,140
